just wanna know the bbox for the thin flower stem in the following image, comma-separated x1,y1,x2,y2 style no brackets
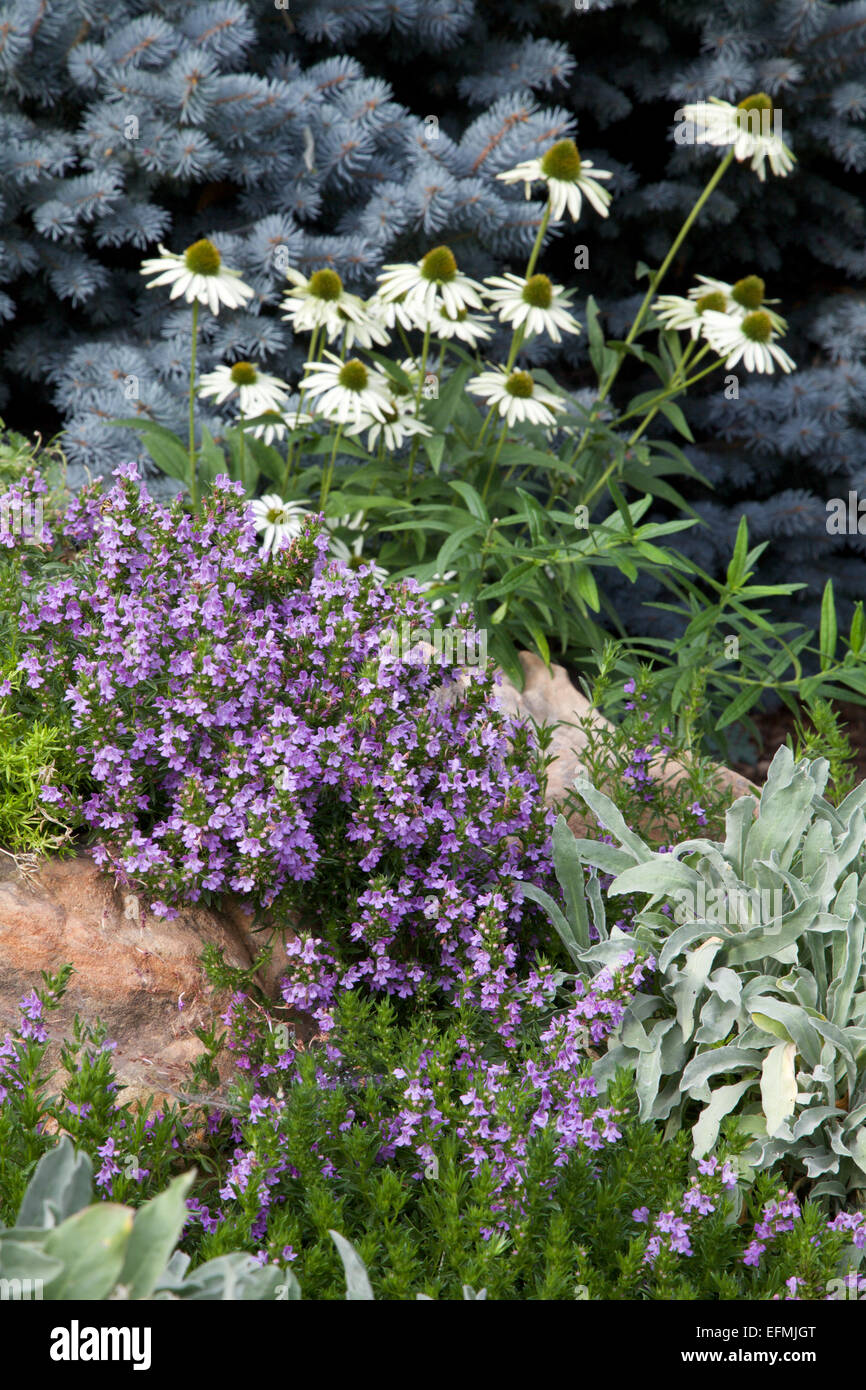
570,148,736,463
320,422,344,510
623,358,721,447
284,326,320,491
578,358,725,512
406,321,432,494
474,403,497,451
188,300,199,511
481,421,509,501
525,202,552,279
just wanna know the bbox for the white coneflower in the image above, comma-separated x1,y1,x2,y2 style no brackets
140,239,254,315
483,271,581,343
301,352,393,429
468,367,566,428
429,304,493,347
701,309,796,374
243,409,314,446
198,362,291,417
496,139,613,221
376,245,486,326
653,289,729,340
249,495,312,555
687,274,787,332
280,267,389,349
364,397,433,453
680,94,795,181
418,570,457,613
325,517,389,583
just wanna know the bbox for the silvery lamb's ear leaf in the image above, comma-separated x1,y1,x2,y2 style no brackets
775,967,819,1012
833,809,866,878
569,839,636,875
828,910,864,1029
802,818,834,882
831,871,859,923
723,795,759,876
608,856,702,899
724,894,826,967
680,1046,764,1101
747,995,822,1068
634,1019,676,1119
792,1106,839,1139
552,814,590,950
761,1041,799,1137
519,882,583,966
329,1230,374,1301
659,920,727,973
18,1137,93,1230
835,781,866,827
691,1081,754,1158
706,966,743,1006
572,779,653,862
747,763,816,870
670,939,723,1042
586,867,607,942
695,990,740,1044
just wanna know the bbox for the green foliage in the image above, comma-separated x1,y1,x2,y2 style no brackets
0,667,77,853
571,747,866,1198
1,968,861,1300
0,1139,291,1301
791,699,858,806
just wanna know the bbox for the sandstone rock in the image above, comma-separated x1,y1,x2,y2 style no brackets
0,850,297,1111
492,651,758,834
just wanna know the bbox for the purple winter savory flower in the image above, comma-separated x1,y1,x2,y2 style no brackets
18,465,554,1030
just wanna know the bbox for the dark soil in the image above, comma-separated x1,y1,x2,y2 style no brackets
732,701,866,787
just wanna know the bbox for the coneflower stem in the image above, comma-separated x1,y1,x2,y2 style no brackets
188,300,199,510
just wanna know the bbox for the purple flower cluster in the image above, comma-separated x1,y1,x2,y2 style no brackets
199,950,649,1243
19,465,552,1019
742,1189,801,1266
0,989,50,1105
640,1155,739,1265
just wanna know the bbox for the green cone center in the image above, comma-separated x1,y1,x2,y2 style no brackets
230,361,259,386
309,268,343,301
736,93,775,135
540,139,582,182
420,246,458,283
737,93,773,112
741,311,773,343
696,291,728,314
184,238,222,276
522,274,554,309
505,370,535,399
339,359,369,391
732,275,765,310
